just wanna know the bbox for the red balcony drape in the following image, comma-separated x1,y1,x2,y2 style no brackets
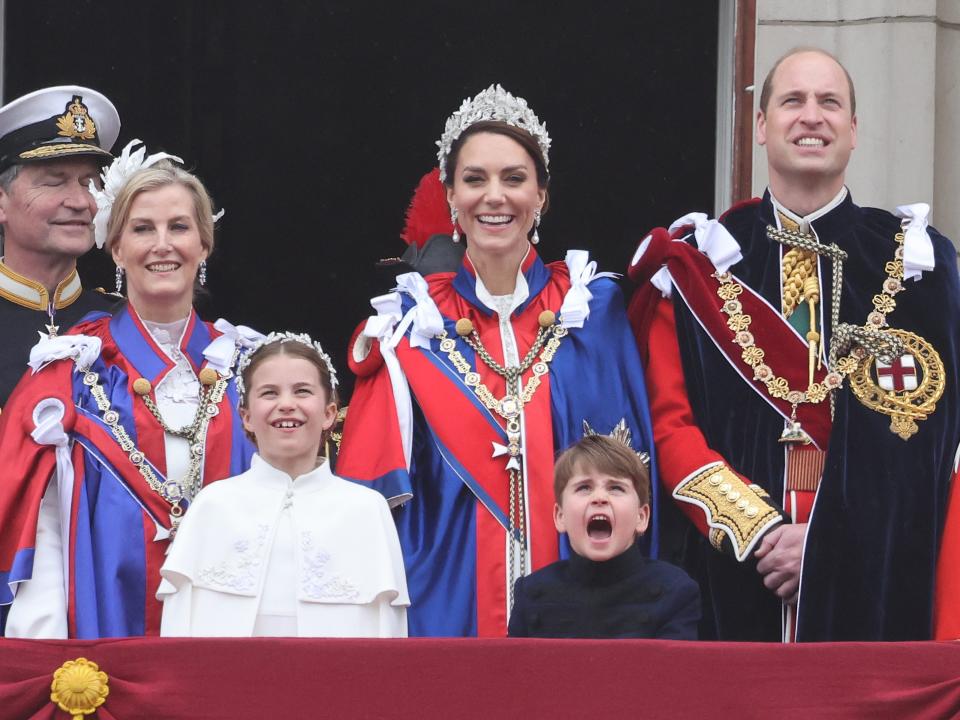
2,638,959,719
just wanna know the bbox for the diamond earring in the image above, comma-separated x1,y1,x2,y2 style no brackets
199,260,207,286
532,208,542,245
115,266,124,294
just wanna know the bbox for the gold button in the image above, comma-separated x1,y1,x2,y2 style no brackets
727,490,741,502
708,474,722,486
746,507,759,518
737,499,748,510
538,310,556,328
455,318,474,337
719,483,732,494
198,367,219,386
132,377,152,396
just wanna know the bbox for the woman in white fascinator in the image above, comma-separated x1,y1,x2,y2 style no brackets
0,141,259,638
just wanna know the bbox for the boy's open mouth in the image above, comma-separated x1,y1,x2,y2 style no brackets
587,514,612,540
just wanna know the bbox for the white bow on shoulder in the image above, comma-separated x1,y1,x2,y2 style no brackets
669,212,742,273
204,319,266,375
894,203,935,281
28,335,102,374
391,273,445,350
559,250,619,328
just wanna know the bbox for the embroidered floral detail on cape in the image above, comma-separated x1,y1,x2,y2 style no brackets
300,532,359,601
197,524,269,593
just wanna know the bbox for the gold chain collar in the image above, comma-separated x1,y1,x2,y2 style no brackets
81,356,234,535
437,312,565,440
133,366,221,439
435,309,566,607
715,232,907,415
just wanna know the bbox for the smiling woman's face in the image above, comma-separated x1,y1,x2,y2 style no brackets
446,131,545,261
111,183,207,323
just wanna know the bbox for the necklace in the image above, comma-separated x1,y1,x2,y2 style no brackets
133,366,220,439
81,357,233,535
436,309,566,606
718,230,907,442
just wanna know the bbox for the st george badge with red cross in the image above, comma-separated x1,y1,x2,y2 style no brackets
875,354,919,392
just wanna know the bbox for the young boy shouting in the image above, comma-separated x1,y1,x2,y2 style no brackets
508,435,700,639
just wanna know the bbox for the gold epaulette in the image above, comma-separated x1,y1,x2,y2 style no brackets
673,462,783,561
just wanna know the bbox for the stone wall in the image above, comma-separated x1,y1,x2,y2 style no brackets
752,0,960,243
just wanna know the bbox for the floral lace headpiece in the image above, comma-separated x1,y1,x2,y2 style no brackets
89,138,224,249
436,84,551,182
235,331,339,402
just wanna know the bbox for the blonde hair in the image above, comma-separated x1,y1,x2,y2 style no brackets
104,159,216,255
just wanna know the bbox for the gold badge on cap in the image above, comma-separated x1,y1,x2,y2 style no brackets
56,95,97,141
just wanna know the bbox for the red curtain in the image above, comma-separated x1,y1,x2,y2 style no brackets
3,638,960,719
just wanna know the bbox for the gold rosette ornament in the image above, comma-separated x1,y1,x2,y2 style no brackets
50,657,109,719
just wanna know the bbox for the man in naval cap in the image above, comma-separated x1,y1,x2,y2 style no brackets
0,85,120,407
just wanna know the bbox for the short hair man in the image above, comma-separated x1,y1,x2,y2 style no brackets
0,86,120,407
628,48,960,641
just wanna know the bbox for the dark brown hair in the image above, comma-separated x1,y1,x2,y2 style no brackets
443,121,551,214
759,47,857,115
239,339,339,446
553,435,650,505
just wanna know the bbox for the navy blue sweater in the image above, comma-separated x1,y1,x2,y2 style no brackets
508,543,700,639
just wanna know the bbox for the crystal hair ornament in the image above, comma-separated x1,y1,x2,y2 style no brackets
436,84,551,182
89,139,183,249
235,331,339,402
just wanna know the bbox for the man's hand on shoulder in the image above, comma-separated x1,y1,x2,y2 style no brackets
754,523,807,605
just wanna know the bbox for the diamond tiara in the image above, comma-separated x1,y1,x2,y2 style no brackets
436,84,551,183
235,331,339,402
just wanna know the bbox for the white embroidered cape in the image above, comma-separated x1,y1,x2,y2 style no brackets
158,454,409,637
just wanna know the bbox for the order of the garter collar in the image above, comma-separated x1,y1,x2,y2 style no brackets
436,83,551,183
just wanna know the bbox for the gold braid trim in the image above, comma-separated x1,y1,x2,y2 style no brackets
19,143,104,159
781,247,816,317
673,463,782,561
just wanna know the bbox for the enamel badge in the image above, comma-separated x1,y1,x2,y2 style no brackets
849,329,945,439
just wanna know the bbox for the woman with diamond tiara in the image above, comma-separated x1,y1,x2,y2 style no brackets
158,333,409,637
337,84,659,637
0,141,257,638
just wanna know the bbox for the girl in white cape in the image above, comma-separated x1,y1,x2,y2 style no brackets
158,332,409,637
